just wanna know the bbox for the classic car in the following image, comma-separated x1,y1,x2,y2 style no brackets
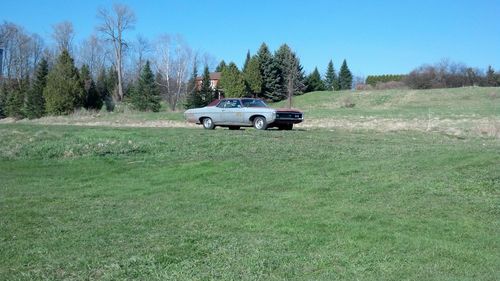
184,98,304,130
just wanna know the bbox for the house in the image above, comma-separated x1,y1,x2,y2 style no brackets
195,72,221,90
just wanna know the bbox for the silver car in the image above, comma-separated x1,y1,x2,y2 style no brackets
184,98,304,130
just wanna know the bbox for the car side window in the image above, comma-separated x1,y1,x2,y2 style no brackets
217,100,229,108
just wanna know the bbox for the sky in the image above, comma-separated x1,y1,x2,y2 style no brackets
1,0,499,76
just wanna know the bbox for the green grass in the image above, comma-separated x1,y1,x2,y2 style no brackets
1,124,499,280
275,87,500,120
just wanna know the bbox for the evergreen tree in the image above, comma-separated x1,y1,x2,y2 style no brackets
243,50,251,72
243,56,262,97
25,58,48,119
184,61,203,109
257,42,282,101
0,82,7,119
220,62,246,98
6,80,27,119
107,66,118,102
274,44,305,99
44,50,84,115
324,60,339,91
338,59,353,90
130,61,161,111
215,60,227,72
96,68,114,111
80,64,102,110
486,66,498,87
306,67,325,92
199,65,214,106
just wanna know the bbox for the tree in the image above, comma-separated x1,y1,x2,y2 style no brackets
97,3,136,101
43,50,84,115
78,34,106,79
52,21,74,53
130,61,160,111
215,60,227,72
184,60,203,109
5,78,28,119
80,64,102,110
0,82,7,119
96,67,114,111
324,60,339,91
257,42,282,101
220,62,245,98
274,44,305,106
199,65,214,106
338,59,353,90
306,67,325,92
243,50,251,72
25,58,48,119
243,56,262,97
154,34,193,110
486,66,498,87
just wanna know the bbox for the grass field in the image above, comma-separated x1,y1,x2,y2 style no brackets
1,123,499,280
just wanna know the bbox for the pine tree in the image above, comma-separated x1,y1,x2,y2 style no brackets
5,80,27,119
243,56,262,97
130,61,161,111
0,82,7,119
199,65,214,106
25,58,48,119
274,44,305,99
220,62,246,98
338,59,353,90
80,64,102,110
306,67,325,92
243,50,251,72
96,68,114,111
486,66,498,87
184,61,203,109
215,60,227,72
257,42,282,101
324,60,339,91
44,50,84,115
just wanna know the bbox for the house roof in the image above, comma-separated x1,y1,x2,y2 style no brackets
195,72,221,81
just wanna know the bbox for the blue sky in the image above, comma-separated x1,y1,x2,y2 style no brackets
1,0,499,76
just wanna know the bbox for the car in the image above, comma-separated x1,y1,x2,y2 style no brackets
184,98,304,130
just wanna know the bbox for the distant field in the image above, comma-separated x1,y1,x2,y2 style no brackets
276,87,500,120
1,125,499,280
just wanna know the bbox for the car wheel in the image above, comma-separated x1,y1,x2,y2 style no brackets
253,116,267,130
202,118,215,129
228,126,240,130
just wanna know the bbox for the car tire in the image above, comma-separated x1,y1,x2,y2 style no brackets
228,126,240,130
253,116,268,130
202,117,215,129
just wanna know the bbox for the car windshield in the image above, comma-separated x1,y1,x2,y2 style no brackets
241,99,268,108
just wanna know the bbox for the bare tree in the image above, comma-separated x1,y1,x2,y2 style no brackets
154,34,193,110
52,21,74,53
0,22,37,81
131,34,151,80
78,34,107,78
97,3,136,101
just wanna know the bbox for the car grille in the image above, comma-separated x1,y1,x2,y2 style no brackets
276,112,303,120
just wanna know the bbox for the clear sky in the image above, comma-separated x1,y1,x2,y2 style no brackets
1,0,499,76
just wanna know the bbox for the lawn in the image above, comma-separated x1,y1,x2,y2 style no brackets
1,124,499,280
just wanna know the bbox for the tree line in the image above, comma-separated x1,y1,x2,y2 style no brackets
361,60,500,90
185,43,354,109
0,3,213,119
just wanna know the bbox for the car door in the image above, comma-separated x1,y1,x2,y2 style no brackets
220,99,244,124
